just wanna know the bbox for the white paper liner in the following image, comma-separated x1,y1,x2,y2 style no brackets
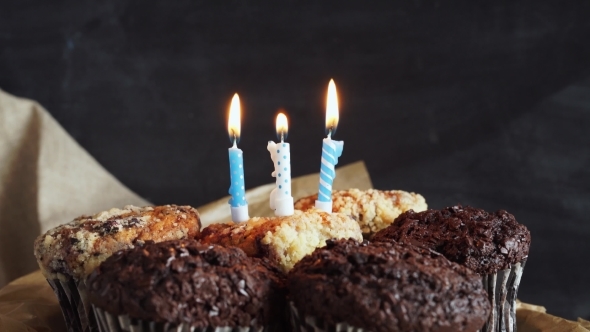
289,302,366,332
47,277,97,332
93,306,265,332
479,259,527,332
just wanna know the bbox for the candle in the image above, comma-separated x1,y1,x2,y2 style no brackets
315,79,344,213
267,112,294,216
227,93,249,223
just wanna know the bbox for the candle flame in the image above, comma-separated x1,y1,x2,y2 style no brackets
326,79,339,136
275,112,288,141
228,93,241,145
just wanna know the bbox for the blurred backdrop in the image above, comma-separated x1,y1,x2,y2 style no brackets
1,0,590,320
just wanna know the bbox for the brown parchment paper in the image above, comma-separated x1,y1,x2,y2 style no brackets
516,302,589,332
0,89,148,289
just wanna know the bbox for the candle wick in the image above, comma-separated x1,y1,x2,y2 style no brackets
229,128,239,147
280,132,284,143
327,128,332,139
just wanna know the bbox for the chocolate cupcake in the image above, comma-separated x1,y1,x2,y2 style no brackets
373,205,531,332
288,239,490,332
33,205,201,332
88,239,285,332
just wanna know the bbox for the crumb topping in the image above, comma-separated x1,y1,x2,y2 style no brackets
34,205,201,281
294,188,427,236
199,210,363,272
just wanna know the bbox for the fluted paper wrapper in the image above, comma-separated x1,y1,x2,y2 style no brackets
289,303,366,332
93,306,264,332
479,260,527,332
46,277,96,332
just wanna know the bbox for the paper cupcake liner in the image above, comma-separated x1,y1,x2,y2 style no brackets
289,303,366,332
47,277,98,332
479,259,527,332
93,306,266,332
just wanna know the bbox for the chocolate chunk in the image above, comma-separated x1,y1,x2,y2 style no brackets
372,205,531,274
127,217,140,227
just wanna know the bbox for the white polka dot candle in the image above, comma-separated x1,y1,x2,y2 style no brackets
267,112,294,216
227,93,249,223
315,79,344,213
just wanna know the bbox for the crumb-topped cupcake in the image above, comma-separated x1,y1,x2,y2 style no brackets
199,209,363,272
33,205,201,332
88,239,285,332
373,205,531,332
288,239,490,332
294,188,427,237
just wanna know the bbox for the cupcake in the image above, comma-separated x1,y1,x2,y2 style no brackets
373,205,531,332
294,188,427,237
87,239,285,331
33,205,201,332
288,239,491,332
199,209,363,272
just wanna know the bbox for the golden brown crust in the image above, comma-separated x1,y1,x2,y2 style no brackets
33,205,201,281
294,188,427,236
199,222,266,258
199,210,363,272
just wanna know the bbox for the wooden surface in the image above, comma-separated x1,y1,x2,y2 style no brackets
1,1,589,320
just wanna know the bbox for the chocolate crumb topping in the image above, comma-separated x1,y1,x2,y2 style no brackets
88,239,282,329
288,239,490,332
372,205,531,274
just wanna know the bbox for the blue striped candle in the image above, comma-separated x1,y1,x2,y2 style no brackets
315,137,344,212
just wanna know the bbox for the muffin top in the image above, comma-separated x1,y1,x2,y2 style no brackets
88,239,281,328
288,239,490,332
34,205,201,280
372,205,531,274
200,209,362,272
294,188,427,236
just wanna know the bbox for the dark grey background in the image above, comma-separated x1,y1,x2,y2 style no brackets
2,1,589,320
